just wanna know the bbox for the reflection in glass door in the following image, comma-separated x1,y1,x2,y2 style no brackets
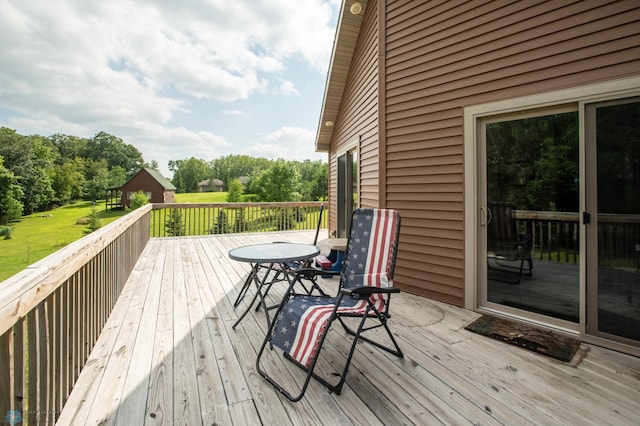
586,99,640,346
337,149,358,238
481,110,580,323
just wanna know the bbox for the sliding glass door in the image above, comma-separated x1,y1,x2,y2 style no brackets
585,98,640,345
480,109,581,324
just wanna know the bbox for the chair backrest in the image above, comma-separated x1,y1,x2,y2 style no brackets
487,202,518,244
340,208,401,291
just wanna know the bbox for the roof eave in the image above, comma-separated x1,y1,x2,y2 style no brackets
315,1,367,153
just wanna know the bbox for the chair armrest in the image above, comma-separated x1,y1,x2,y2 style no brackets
340,286,400,297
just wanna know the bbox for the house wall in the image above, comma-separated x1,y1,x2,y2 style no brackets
382,0,640,305
120,170,166,206
327,0,640,306
328,2,380,234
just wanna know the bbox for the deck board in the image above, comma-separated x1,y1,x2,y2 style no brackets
58,231,640,425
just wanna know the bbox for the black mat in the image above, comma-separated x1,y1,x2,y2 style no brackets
465,315,581,363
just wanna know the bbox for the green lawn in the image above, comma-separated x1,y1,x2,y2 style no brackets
0,201,127,282
175,192,228,203
0,193,231,283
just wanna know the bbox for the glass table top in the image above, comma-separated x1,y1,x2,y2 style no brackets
228,243,320,263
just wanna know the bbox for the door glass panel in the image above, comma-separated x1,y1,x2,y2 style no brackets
337,153,347,237
593,100,640,342
485,111,580,322
337,149,358,238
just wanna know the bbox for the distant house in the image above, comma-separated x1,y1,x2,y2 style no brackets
198,178,224,192
106,168,176,209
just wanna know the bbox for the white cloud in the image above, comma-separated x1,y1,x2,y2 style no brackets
278,80,301,96
0,0,338,176
246,126,326,162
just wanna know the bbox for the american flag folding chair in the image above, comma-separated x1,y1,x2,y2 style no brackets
256,208,403,401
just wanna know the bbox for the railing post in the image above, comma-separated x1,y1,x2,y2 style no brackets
0,331,10,422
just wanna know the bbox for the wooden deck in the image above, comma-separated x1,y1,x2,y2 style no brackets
58,231,640,425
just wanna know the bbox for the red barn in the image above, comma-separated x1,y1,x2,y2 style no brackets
107,167,175,209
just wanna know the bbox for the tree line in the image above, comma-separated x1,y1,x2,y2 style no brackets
0,127,328,225
0,128,148,224
169,155,327,202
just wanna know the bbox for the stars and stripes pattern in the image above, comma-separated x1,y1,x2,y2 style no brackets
270,208,400,367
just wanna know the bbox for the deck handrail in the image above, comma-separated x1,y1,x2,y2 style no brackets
0,204,152,424
0,201,325,423
150,201,325,237
515,210,640,264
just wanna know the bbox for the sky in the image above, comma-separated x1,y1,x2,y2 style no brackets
0,0,342,176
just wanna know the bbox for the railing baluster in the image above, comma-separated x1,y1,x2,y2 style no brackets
0,331,10,419
13,321,26,418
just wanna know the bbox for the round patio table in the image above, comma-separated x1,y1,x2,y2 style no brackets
229,243,320,331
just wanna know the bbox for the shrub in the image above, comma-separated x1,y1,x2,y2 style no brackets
0,225,12,239
129,191,150,210
166,208,185,236
211,209,231,234
83,204,102,235
275,208,297,231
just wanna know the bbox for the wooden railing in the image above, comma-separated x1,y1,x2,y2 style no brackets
150,202,325,237
516,210,640,266
0,201,325,423
0,204,151,424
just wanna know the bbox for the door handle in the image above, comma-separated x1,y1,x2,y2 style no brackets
480,206,492,226
583,212,591,224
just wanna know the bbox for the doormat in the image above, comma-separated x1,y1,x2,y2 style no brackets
465,315,582,363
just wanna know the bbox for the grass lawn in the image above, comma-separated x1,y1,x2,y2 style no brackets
0,193,231,283
175,192,228,203
0,201,127,283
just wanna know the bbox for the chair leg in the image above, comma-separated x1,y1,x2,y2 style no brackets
337,309,404,358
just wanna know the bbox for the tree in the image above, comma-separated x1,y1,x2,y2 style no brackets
249,160,301,202
486,112,579,211
83,203,102,235
210,154,270,190
48,133,88,164
169,157,212,193
84,131,144,175
0,156,24,225
83,159,111,201
166,209,185,236
0,129,55,214
211,209,231,234
297,160,328,200
51,160,85,204
226,178,244,202
107,165,127,189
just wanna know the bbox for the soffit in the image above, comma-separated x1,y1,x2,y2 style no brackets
315,1,368,152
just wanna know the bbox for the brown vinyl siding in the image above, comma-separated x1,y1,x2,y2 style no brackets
381,0,640,304
328,3,379,233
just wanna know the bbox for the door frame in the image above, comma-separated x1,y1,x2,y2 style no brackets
463,75,640,355
336,138,359,238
